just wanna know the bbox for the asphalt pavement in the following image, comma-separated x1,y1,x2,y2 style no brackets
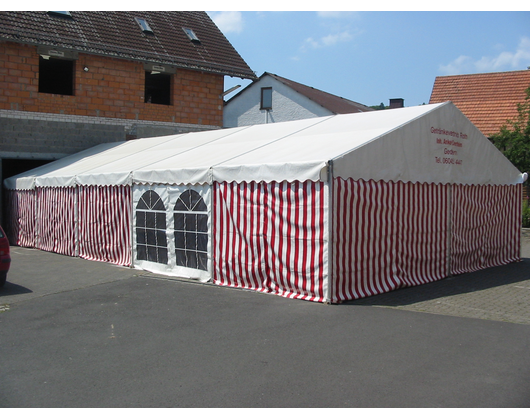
1,237,530,408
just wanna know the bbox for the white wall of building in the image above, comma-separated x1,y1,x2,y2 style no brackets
223,75,334,127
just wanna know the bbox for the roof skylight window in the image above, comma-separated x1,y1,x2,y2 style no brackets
135,17,154,34
47,11,72,18
183,27,200,43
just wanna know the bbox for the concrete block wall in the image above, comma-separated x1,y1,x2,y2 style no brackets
0,114,124,156
0,109,218,158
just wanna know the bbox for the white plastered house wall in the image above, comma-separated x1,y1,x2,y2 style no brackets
223,74,335,127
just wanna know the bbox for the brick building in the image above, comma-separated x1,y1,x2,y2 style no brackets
0,11,256,222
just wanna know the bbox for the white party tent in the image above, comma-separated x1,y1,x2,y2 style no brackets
5,102,525,303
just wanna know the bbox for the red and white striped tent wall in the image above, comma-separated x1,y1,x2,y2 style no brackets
4,102,525,303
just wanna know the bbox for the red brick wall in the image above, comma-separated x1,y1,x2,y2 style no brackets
0,41,224,126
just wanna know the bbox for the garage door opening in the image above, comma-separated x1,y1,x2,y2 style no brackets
1,158,54,225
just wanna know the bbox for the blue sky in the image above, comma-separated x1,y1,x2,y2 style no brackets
207,10,530,107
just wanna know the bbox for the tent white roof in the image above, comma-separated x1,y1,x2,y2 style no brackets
5,102,524,190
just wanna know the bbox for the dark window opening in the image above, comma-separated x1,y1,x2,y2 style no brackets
136,190,168,265
145,72,171,105
260,87,272,110
39,57,74,96
174,190,208,271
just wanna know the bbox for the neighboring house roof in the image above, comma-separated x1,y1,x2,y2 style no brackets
429,69,530,137
0,11,256,80
228,72,374,114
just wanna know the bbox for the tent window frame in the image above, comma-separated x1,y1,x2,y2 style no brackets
136,190,168,265
174,189,208,271
260,87,272,110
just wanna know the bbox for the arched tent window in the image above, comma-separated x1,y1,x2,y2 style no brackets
174,189,208,271
136,190,168,264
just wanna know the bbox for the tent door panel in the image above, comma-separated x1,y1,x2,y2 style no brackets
132,184,211,281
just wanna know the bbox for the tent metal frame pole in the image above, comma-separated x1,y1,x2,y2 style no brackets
35,187,40,249
325,160,334,304
129,183,134,268
447,184,452,277
74,185,79,257
209,169,214,282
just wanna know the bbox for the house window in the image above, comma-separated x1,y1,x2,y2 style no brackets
182,27,200,43
47,11,72,18
174,190,208,271
135,17,153,34
38,56,75,96
145,71,171,105
260,87,272,109
136,190,168,265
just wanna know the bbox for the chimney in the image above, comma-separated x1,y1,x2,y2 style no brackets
389,98,404,108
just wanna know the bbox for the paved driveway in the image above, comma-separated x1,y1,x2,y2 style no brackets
1,246,530,407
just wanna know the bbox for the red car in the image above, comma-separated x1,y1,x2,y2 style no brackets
0,226,11,288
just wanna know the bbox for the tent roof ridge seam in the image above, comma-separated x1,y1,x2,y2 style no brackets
212,115,336,169
131,126,253,174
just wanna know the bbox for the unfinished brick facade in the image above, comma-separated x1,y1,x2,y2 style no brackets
0,41,224,127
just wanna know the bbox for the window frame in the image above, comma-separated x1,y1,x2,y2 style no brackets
135,190,168,265
173,189,209,271
47,11,72,18
260,87,273,110
135,17,154,34
182,27,200,43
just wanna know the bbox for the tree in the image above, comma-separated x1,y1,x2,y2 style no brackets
490,86,530,173
369,102,386,110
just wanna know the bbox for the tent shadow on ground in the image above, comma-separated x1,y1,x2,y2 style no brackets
0,282,32,297
345,258,530,307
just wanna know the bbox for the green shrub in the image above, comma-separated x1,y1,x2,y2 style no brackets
523,200,530,228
